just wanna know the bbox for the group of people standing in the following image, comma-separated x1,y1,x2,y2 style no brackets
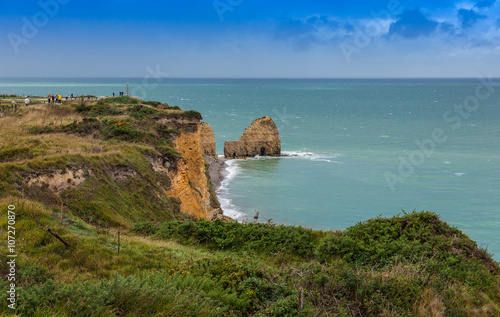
47,93,68,104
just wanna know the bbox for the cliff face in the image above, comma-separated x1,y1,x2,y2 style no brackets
224,116,281,158
159,117,224,220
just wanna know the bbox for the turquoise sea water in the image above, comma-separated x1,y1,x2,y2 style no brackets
1,78,499,260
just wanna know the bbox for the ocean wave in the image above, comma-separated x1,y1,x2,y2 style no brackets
217,159,244,219
281,151,342,163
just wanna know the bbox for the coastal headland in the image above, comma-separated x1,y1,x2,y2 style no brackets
0,96,499,316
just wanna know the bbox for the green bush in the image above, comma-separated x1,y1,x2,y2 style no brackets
101,119,140,141
0,147,34,162
131,221,159,235
181,110,203,120
129,104,159,119
317,211,497,269
75,102,122,117
63,118,101,135
15,273,232,316
103,96,139,105
27,125,56,135
156,219,317,257
316,210,500,304
142,100,162,107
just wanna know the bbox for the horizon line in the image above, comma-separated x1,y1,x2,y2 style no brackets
1,76,499,80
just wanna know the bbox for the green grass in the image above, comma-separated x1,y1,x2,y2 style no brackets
101,96,139,105
0,199,499,316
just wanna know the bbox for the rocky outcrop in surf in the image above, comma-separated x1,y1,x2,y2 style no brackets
224,116,281,159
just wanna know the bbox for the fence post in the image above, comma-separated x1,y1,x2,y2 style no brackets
298,287,304,311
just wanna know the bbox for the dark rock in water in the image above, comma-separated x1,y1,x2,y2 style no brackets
224,116,281,158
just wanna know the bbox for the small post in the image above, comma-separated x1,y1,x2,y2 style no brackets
117,231,120,255
126,83,129,97
298,287,304,312
47,228,70,248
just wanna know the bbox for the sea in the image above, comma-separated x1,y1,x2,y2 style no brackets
1,78,499,261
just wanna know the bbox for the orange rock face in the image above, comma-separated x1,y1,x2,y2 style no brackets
224,116,281,158
200,122,217,158
164,120,224,220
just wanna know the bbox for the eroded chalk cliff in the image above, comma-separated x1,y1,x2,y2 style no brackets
158,116,224,220
200,122,217,158
224,116,281,158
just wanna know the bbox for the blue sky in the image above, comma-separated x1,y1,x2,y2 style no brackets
1,0,500,77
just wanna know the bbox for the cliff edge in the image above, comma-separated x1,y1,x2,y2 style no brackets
224,116,281,158
0,97,225,227
158,116,224,220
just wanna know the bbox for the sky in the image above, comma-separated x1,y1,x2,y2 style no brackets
1,0,500,78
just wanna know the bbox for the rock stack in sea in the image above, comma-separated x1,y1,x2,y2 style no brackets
224,116,281,158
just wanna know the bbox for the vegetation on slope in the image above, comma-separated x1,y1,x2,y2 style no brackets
1,204,499,316
0,98,203,228
0,99,499,316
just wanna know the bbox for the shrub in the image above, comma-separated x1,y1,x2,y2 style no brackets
316,211,500,300
101,119,140,141
142,100,162,107
27,126,56,135
89,103,122,116
63,118,101,135
129,105,159,119
0,147,34,162
156,219,317,257
74,98,88,112
15,273,231,316
104,96,139,105
131,222,159,235
181,110,203,120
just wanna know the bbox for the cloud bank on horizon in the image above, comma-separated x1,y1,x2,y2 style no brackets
1,0,500,77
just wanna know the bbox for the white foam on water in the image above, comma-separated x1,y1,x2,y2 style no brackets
454,172,466,176
281,151,342,163
217,159,244,219
217,151,342,219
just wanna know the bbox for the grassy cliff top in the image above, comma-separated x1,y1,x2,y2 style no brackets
0,97,203,228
